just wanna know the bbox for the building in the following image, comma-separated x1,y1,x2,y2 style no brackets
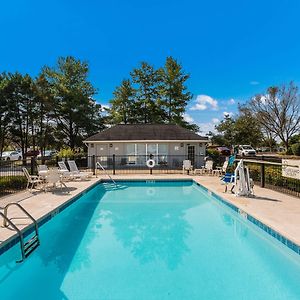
84,124,208,168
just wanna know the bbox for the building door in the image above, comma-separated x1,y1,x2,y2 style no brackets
187,145,195,166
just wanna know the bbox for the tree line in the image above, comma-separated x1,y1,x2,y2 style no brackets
0,56,197,156
0,57,103,156
210,82,300,153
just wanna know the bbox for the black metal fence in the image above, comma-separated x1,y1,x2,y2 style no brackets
90,155,206,174
0,157,59,197
241,159,300,198
1,155,300,198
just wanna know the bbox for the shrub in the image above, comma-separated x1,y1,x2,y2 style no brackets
57,147,87,159
206,149,221,166
291,143,300,156
0,176,27,191
58,147,75,158
286,147,293,155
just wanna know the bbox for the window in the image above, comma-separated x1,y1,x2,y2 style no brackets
126,144,135,155
147,144,156,156
136,144,146,164
126,144,136,164
157,144,168,164
90,143,94,148
125,143,169,165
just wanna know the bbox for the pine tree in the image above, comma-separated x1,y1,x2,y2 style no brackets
42,56,103,149
130,62,163,123
160,57,193,126
109,79,136,124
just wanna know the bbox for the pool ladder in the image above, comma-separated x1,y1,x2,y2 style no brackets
96,162,117,185
0,203,40,263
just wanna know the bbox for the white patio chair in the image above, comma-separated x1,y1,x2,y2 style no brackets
44,169,67,191
194,160,214,175
22,168,43,191
67,160,92,180
182,160,193,174
212,160,229,176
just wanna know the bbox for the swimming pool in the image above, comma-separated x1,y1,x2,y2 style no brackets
1,180,300,299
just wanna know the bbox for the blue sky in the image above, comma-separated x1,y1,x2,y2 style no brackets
1,0,300,133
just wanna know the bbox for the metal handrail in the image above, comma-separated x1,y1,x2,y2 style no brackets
3,203,39,240
0,211,25,262
96,162,117,185
1,203,40,262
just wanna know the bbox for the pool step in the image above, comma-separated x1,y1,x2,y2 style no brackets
102,182,119,190
24,235,40,259
1,203,40,263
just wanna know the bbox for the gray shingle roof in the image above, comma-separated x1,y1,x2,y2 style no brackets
85,124,207,142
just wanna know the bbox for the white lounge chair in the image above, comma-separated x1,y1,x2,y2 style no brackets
23,168,43,191
58,161,73,180
37,164,49,178
67,160,92,180
182,160,193,174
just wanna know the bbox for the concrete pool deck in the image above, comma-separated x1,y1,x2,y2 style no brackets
0,174,300,253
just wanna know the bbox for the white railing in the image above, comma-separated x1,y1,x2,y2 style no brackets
96,162,117,185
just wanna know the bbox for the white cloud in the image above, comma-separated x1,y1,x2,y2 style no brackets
198,122,216,134
228,98,235,105
197,117,221,134
250,81,259,85
223,111,234,118
183,113,194,123
100,104,110,114
190,95,218,111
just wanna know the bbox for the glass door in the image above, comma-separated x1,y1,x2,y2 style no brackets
187,145,195,166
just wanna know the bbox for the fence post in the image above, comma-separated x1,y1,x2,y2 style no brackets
31,157,35,175
260,156,265,188
113,154,116,175
56,155,59,166
92,155,96,175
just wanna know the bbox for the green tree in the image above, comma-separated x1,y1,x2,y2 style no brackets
109,79,136,124
160,57,193,125
0,73,11,154
33,74,55,154
290,134,300,145
43,56,103,149
214,109,263,147
4,72,36,156
130,62,163,123
234,106,263,147
215,115,236,147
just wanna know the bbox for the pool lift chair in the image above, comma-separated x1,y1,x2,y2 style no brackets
0,203,40,263
234,159,254,197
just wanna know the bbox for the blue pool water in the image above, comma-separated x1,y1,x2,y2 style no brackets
1,181,300,299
